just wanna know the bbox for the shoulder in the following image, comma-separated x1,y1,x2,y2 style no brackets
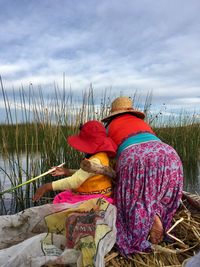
89,152,108,160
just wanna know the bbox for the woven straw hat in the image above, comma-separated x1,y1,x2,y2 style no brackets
101,96,145,122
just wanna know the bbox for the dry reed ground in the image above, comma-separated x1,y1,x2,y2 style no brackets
105,198,200,267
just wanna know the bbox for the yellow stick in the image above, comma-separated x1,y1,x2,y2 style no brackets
0,162,65,195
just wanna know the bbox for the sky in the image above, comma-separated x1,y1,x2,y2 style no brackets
0,0,200,122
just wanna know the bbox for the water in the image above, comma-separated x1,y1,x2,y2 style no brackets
0,153,42,188
183,163,200,194
0,154,42,214
1,155,200,214
1,156,200,193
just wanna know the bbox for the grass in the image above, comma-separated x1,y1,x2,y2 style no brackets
0,80,200,213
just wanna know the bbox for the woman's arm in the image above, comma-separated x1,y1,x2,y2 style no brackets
33,158,102,201
52,158,102,191
80,159,116,179
51,167,77,177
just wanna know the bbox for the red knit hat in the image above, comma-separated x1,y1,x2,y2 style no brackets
67,120,117,157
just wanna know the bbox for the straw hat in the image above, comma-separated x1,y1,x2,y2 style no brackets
67,120,117,157
101,96,145,122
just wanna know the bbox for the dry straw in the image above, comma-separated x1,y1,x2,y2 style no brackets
105,198,200,267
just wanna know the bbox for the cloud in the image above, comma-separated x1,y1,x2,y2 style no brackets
0,0,200,113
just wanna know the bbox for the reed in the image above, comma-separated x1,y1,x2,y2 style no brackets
0,82,111,212
105,201,200,267
153,114,200,192
0,81,199,213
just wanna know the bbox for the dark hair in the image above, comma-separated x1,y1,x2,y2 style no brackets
79,123,83,130
84,153,92,159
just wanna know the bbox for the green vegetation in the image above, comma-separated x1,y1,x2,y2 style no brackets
0,84,199,214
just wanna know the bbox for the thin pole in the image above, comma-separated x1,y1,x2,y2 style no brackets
0,162,65,196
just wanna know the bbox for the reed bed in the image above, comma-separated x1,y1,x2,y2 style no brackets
0,83,112,213
105,202,200,267
0,80,200,214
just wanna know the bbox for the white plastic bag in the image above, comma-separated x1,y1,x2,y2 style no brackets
0,198,117,267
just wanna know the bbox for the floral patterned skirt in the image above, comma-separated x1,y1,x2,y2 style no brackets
114,141,183,255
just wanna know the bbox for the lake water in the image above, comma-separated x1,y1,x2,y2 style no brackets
0,155,200,214
184,163,200,194
1,155,200,193
0,154,42,213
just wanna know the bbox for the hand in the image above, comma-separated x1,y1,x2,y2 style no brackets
32,183,53,202
51,167,70,177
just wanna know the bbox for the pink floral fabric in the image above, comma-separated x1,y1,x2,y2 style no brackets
114,141,183,255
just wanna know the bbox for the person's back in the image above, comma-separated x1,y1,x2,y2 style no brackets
33,120,117,204
74,152,112,197
107,113,154,146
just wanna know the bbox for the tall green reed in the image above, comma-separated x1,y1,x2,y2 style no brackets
0,81,115,213
0,80,199,213
153,112,200,192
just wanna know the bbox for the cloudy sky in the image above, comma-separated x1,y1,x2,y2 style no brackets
0,0,200,120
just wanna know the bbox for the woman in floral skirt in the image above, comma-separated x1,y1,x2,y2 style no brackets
102,96,183,256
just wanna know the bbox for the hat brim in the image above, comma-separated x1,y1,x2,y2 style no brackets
67,135,116,156
101,109,145,123
68,135,95,154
